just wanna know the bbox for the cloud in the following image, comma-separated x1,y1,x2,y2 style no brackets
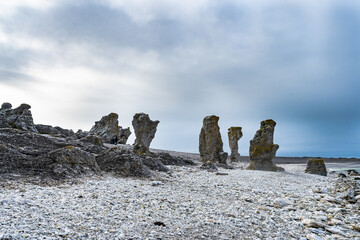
0,0,359,157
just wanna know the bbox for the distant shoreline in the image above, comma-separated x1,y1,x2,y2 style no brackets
146,146,360,165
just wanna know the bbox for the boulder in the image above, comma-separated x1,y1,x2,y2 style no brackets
35,146,101,179
132,113,159,155
305,158,327,176
247,119,284,171
96,147,154,178
89,113,131,144
199,115,228,167
0,102,37,132
228,127,243,162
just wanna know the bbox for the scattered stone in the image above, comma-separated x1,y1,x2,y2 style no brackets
132,113,159,155
153,221,166,227
302,219,327,228
325,226,347,237
215,172,228,176
274,198,288,207
247,119,284,171
199,115,228,167
151,181,164,186
305,158,327,176
227,127,243,162
89,113,131,144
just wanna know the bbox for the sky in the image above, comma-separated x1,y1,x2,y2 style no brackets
0,0,359,157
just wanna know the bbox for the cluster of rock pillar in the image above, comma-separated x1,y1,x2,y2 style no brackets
199,115,283,171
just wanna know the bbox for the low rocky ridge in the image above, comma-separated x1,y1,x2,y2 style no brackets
0,102,195,183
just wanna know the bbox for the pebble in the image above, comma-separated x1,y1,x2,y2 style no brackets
0,164,359,239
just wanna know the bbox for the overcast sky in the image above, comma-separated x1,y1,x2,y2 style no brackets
1,0,359,157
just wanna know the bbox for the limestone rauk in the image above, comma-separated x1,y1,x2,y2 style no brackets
199,115,228,167
89,113,131,144
228,127,243,162
305,158,327,176
132,113,159,155
0,102,37,132
247,119,284,171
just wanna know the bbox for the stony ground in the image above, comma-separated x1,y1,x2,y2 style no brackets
0,163,359,240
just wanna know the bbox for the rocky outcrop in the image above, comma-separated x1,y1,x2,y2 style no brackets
96,147,154,178
305,158,327,176
132,113,159,155
35,147,101,179
35,124,75,138
0,102,37,132
89,113,131,144
247,119,284,171
228,127,243,162
199,115,228,167
0,128,106,178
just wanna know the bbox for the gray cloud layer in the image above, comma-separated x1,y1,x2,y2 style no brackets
0,1,359,157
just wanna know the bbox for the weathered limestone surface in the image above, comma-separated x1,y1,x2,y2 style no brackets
305,158,327,176
36,147,101,179
199,115,228,166
96,147,154,178
36,124,75,138
228,127,243,162
89,113,131,144
0,102,38,132
247,119,284,171
132,113,159,155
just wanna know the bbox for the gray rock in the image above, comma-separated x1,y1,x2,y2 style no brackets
0,102,38,132
305,158,327,176
96,147,153,178
199,115,228,167
35,147,101,179
142,156,170,172
36,124,75,138
89,113,131,144
228,127,243,162
0,102,12,111
247,119,284,171
0,113,10,128
0,128,106,178
75,129,88,139
132,113,159,155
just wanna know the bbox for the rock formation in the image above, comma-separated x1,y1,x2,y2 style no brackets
0,102,37,132
132,113,159,155
96,147,154,178
199,115,228,167
305,158,327,176
228,127,243,162
247,119,284,171
0,102,196,182
89,113,131,144
36,146,101,179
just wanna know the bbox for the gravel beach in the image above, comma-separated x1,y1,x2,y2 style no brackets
0,160,359,240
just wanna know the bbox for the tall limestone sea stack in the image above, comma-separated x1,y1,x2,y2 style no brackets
199,115,228,167
132,113,159,155
247,119,284,171
228,127,243,162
